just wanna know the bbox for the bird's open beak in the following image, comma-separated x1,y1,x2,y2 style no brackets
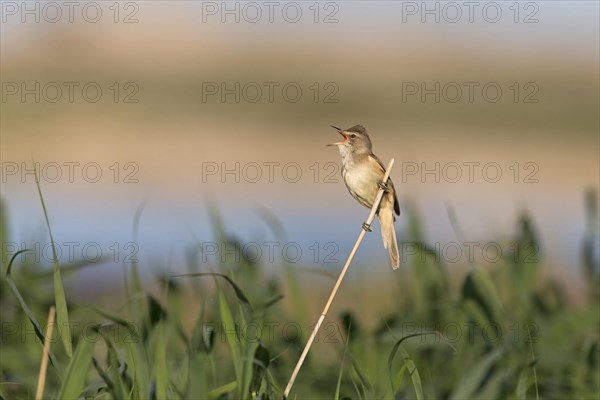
326,125,347,146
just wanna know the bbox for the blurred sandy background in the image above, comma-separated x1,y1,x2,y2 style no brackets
1,1,598,300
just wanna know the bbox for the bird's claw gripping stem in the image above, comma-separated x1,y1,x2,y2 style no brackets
362,222,372,232
378,181,389,192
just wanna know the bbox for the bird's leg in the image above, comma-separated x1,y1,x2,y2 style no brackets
362,222,372,232
378,180,389,192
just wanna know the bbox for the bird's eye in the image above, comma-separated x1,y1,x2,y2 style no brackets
350,134,356,138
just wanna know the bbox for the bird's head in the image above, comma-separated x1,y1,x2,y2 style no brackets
327,125,372,153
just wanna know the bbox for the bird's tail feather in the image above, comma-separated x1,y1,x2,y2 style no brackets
378,201,400,270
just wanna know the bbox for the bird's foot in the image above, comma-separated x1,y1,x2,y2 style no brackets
378,181,389,192
362,222,372,232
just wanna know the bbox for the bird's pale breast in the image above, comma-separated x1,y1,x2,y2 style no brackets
342,160,383,208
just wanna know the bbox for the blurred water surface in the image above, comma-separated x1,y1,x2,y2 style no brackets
1,1,598,298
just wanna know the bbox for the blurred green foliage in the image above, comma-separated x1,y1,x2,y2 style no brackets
0,190,599,399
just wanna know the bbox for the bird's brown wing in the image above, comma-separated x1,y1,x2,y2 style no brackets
369,153,401,216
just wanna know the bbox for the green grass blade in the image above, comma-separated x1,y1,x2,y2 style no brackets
388,333,438,399
127,201,146,326
527,325,540,400
400,346,422,400
515,368,529,400
334,322,352,399
236,303,253,397
57,336,95,399
154,322,169,399
476,368,512,399
186,351,205,398
449,347,504,400
218,291,242,385
171,272,252,308
388,332,440,396
126,340,149,400
5,248,28,278
391,364,408,395
347,351,372,394
5,250,61,371
81,303,148,398
80,303,140,341
103,332,129,399
92,357,115,395
249,341,270,396
33,167,72,357
207,381,237,400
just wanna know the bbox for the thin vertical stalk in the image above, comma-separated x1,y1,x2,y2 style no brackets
283,159,396,398
36,306,56,400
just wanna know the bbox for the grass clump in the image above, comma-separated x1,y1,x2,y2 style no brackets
0,187,598,399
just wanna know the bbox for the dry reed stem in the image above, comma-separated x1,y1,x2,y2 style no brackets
283,158,396,398
36,306,56,400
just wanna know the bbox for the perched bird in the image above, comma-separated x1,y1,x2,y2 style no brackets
327,125,400,269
